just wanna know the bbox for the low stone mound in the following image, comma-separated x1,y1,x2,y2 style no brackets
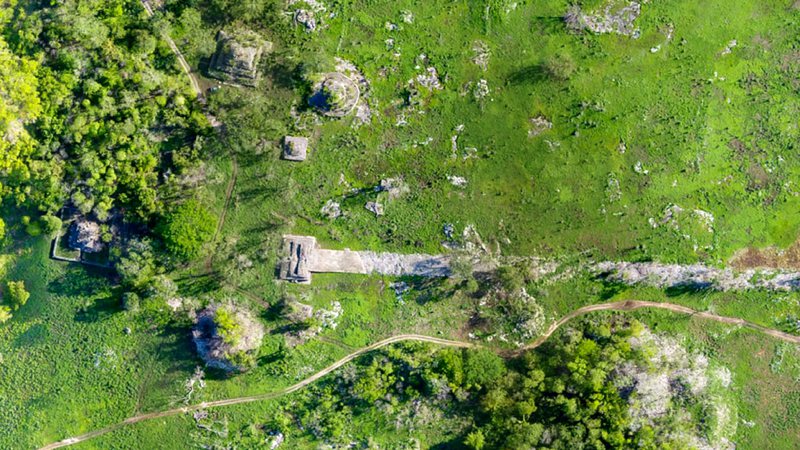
192,304,264,372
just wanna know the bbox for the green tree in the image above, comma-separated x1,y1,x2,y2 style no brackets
157,199,216,260
464,348,506,389
464,429,486,450
5,280,30,310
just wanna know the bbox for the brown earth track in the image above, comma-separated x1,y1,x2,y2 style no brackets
38,300,800,449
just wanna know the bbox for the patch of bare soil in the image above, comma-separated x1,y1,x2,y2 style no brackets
730,239,800,270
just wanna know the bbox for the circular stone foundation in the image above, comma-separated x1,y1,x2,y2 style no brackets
308,72,360,118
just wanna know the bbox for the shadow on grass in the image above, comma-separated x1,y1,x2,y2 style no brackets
47,266,111,298
74,292,121,323
175,272,223,296
664,282,713,297
507,64,549,85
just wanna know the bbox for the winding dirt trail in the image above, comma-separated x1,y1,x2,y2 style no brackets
38,300,800,449
140,0,203,99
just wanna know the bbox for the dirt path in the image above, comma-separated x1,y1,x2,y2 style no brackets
140,0,203,99
38,300,800,450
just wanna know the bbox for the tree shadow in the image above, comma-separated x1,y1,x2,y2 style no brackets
507,64,549,85
429,435,469,450
48,267,111,298
174,272,223,296
664,282,713,297
264,60,301,91
599,282,628,300
74,292,121,323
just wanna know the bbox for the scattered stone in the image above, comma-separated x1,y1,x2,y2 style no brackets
309,72,360,118
443,223,455,240
633,160,649,174
528,116,553,137
294,9,317,31
606,173,622,202
412,67,443,91
377,178,408,199
123,327,132,335
282,136,309,161
721,39,738,56
267,431,284,449
365,201,385,216
474,79,490,100
69,219,105,253
401,10,414,23
208,30,271,86
565,1,642,36
447,175,468,188
472,40,490,71
320,200,342,219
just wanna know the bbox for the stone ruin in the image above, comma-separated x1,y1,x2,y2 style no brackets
282,136,309,161
565,1,642,37
279,235,316,283
278,235,450,284
208,30,272,86
192,304,264,372
68,219,104,253
308,72,360,118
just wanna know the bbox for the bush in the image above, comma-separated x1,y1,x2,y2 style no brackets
122,292,140,313
157,199,216,260
544,52,577,81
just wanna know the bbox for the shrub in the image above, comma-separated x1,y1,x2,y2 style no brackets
122,292,141,313
0,305,11,323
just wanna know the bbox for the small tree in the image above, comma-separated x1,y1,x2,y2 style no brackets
464,348,506,389
40,215,62,236
6,281,30,310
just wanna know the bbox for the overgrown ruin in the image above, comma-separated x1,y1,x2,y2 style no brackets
208,30,272,86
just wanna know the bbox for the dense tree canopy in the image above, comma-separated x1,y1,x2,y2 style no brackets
156,199,216,260
1,0,209,222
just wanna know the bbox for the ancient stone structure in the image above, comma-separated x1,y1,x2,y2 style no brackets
279,235,316,283
278,235,450,283
68,219,104,253
308,72,360,118
282,136,309,161
208,30,272,86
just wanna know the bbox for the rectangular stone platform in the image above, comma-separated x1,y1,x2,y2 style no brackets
278,235,450,283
